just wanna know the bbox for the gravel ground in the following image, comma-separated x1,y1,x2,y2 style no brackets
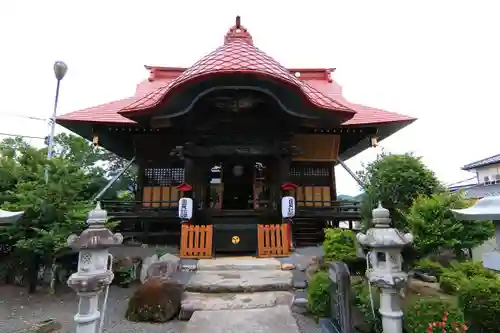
0,285,318,333
0,285,186,333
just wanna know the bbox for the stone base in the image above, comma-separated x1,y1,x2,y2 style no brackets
197,258,282,271
185,270,293,293
179,291,294,320
182,306,301,333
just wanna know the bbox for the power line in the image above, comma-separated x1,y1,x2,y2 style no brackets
0,132,45,140
0,113,47,122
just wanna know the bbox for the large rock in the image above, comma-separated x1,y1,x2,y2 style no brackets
183,306,301,333
186,270,293,293
125,276,183,323
145,253,180,281
179,291,294,320
140,254,158,283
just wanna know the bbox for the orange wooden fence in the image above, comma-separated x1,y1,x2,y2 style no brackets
180,224,213,259
257,224,290,257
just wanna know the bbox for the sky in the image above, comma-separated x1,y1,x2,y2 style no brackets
1,0,499,195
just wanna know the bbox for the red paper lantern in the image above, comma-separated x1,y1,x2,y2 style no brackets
280,182,297,191
176,183,193,192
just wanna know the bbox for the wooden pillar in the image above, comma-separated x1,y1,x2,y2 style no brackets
184,157,196,185
269,155,291,210
136,163,145,202
331,162,337,201
197,158,212,209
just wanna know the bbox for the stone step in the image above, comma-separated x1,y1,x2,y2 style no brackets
196,257,282,271
179,291,295,320
182,305,301,333
185,270,293,293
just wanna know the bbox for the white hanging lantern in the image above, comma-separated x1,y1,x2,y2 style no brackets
281,196,296,219
178,197,194,220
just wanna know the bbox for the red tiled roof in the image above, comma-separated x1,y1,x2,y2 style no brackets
57,17,415,128
57,97,137,124
306,79,416,125
57,78,173,123
118,19,354,117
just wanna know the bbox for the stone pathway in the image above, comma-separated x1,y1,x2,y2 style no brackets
179,257,302,333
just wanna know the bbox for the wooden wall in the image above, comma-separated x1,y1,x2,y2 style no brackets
291,134,340,162
288,161,337,204
139,163,185,207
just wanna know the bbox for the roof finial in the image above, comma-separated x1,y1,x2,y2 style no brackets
224,16,253,45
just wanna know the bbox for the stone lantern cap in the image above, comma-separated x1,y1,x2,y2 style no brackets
451,196,500,221
67,202,123,250
356,203,413,248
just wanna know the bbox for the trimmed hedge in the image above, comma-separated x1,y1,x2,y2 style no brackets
413,258,445,279
439,270,469,294
458,276,500,333
450,260,498,280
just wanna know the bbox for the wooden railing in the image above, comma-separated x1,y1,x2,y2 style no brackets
296,200,360,211
101,200,178,215
102,200,360,213
257,224,290,257
180,224,213,259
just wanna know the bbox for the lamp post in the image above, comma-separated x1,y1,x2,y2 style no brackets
45,60,68,183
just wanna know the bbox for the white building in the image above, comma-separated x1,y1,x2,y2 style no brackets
455,153,500,261
456,153,500,198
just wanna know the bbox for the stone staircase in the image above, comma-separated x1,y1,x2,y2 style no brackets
179,257,302,333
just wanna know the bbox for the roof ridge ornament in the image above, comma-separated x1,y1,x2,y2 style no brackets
224,16,254,45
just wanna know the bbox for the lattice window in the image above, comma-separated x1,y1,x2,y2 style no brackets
289,162,332,186
143,167,185,186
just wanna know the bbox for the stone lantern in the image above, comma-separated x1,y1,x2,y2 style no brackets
67,202,123,333
356,203,413,333
451,196,500,272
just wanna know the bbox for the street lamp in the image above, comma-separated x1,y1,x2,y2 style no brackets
45,61,68,183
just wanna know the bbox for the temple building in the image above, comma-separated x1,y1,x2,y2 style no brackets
56,17,416,258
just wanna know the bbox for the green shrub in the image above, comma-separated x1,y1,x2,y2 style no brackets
439,270,468,294
458,276,500,333
414,258,445,279
323,228,358,264
450,260,498,280
404,297,464,333
351,281,381,332
307,271,331,317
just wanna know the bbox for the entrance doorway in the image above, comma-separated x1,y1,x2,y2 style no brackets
221,161,254,209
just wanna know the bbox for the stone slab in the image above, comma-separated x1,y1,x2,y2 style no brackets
185,270,293,292
183,305,301,333
197,258,282,271
179,291,295,320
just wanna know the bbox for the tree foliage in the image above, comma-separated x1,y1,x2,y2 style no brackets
406,192,495,259
0,133,134,266
357,152,443,230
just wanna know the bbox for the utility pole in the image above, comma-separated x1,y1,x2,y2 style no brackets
45,61,68,183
